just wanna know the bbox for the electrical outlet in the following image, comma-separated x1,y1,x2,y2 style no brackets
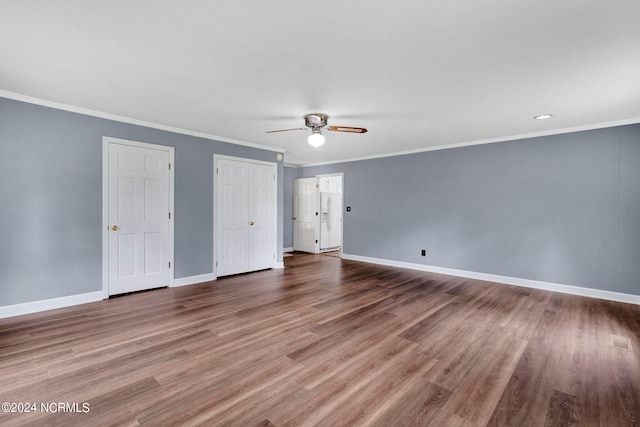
421,249,426,256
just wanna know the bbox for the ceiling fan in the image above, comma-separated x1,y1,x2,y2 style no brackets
266,113,367,147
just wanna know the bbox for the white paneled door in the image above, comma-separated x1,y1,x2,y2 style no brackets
248,162,277,271
216,159,249,276
106,140,172,295
293,177,319,253
216,157,276,277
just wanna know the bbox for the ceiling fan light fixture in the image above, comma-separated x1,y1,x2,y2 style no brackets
266,113,367,147
308,129,325,147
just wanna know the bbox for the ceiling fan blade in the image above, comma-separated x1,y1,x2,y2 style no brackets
265,127,306,133
327,125,368,134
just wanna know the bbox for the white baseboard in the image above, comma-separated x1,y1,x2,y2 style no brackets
173,263,286,286
172,273,217,287
283,247,294,253
0,291,104,319
6,256,633,320
341,253,640,305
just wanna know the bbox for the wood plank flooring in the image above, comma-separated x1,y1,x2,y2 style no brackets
1,252,639,426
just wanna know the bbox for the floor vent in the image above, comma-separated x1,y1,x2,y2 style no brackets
610,334,631,351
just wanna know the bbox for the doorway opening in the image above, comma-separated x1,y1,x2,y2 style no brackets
292,173,344,255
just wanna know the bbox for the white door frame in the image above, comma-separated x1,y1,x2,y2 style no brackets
213,154,278,278
102,136,175,298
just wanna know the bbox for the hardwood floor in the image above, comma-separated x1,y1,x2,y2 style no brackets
1,252,639,426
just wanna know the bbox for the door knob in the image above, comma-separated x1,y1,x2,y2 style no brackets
249,221,255,226
111,225,118,231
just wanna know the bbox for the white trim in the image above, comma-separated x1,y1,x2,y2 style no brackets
0,291,104,319
0,90,285,154
275,262,285,269
5,90,637,169
102,137,175,297
172,273,217,287
300,117,640,167
214,154,278,167
341,253,640,305
102,141,109,299
283,247,294,252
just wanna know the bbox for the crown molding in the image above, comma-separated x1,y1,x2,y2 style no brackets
0,90,286,153
300,117,640,167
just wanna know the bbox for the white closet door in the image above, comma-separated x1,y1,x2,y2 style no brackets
217,159,249,276
248,163,276,271
216,157,276,277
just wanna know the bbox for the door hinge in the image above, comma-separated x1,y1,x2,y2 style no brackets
168,212,171,219
315,239,318,244
168,261,171,268
169,163,171,170
216,261,218,267
216,168,219,174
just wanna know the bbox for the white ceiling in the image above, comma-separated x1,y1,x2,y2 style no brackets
2,1,640,165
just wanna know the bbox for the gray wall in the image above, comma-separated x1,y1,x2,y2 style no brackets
283,166,298,249
298,124,640,296
0,97,284,306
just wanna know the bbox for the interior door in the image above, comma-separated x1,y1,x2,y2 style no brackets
107,142,171,295
217,158,249,276
293,177,319,253
248,163,276,271
216,156,276,277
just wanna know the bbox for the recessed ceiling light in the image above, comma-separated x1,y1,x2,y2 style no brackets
533,114,553,120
